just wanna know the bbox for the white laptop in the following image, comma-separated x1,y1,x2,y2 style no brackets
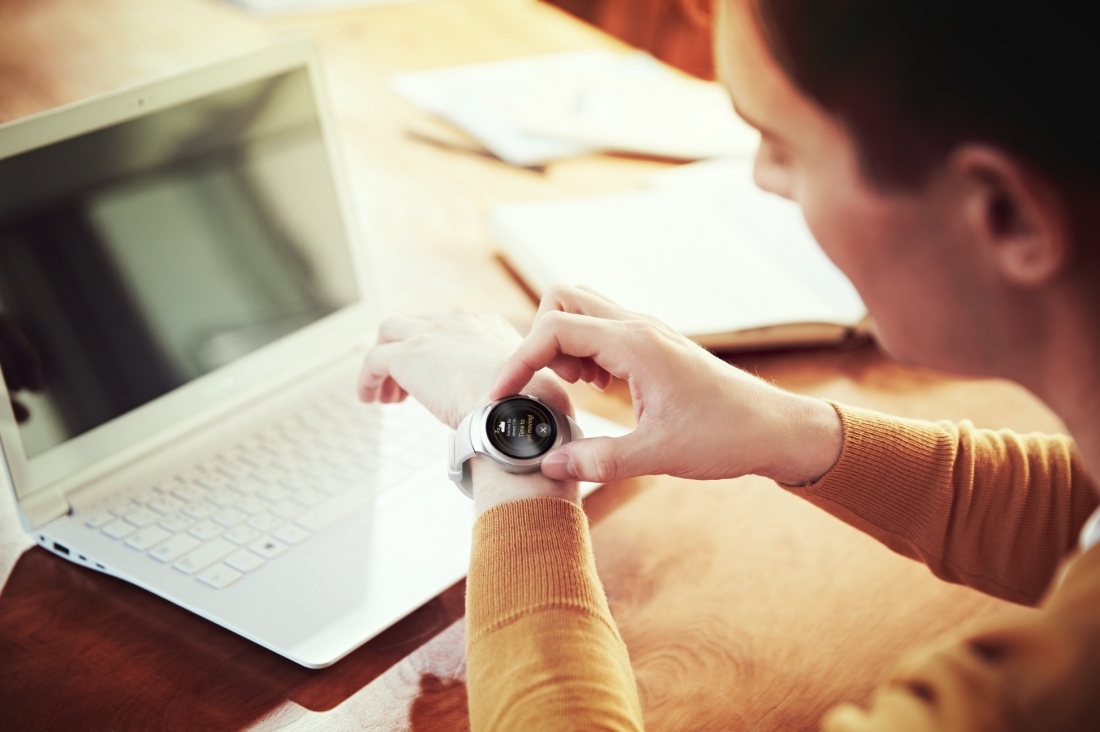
0,40,624,668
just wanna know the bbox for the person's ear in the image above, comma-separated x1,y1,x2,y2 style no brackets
953,146,1071,288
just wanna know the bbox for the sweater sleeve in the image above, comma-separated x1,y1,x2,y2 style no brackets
784,403,1098,605
465,497,644,732
820,542,1100,732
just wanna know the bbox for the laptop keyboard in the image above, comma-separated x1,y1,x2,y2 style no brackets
78,391,445,590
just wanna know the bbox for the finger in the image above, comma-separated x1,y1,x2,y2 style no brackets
537,354,611,389
357,342,403,401
535,284,629,322
379,377,407,403
540,432,655,483
578,357,603,385
545,354,585,384
493,312,637,398
377,316,428,344
592,366,614,391
572,284,621,306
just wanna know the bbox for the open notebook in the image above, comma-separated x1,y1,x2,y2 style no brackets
492,158,870,351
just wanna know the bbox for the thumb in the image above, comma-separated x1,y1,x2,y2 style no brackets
541,433,653,483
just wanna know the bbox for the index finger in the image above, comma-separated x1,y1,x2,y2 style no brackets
492,311,636,399
535,284,626,322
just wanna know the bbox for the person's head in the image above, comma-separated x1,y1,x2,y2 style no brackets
715,1,1100,384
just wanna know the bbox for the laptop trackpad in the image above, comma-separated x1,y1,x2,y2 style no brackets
205,481,472,667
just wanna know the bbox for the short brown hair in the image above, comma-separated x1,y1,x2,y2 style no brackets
752,2,1100,191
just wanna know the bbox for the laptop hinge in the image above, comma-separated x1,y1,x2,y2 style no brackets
18,488,69,532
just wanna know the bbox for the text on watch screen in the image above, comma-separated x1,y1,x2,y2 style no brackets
486,399,556,459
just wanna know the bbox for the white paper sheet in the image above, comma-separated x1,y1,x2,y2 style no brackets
492,158,866,340
393,51,756,166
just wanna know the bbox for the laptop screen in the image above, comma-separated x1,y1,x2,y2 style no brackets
0,67,359,458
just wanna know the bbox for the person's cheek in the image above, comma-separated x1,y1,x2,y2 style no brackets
798,177,861,275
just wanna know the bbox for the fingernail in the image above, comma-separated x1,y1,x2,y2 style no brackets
542,453,576,479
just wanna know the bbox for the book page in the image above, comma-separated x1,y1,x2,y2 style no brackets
493,191,847,338
653,158,866,324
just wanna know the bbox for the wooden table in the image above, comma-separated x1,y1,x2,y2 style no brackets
0,1,1063,729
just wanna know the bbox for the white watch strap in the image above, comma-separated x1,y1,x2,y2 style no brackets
448,404,584,500
448,410,477,498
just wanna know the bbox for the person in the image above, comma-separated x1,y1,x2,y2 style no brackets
357,1,1100,729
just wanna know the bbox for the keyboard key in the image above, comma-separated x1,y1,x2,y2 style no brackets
188,520,223,541
258,484,289,503
197,563,242,589
149,533,200,563
194,473,234,492
206,488,240,507
214,459,252,479
292,488,324,507
271,500,303,519
124,507,161,528
296,488,371,532
148,497,184,515
225,549,265,573
102,519,136,540
85,511,114,528
154,479,184,494
172,484,205,503
277,475,308,493
125,526,170,551
159,512,192,533
183,501,216,520
248,513,283,533
255,465,291,485
316,477,351,496
132,488,160,504
174,539,234,575
272,524,310,546
211,508,247,528
248,536,287,559
235,496,269,515
223,525,260,545
232,476,266,495
109,500,141,517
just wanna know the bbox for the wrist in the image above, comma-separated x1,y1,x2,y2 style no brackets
461,372,577,514
471,459,579,516
762,395,844,486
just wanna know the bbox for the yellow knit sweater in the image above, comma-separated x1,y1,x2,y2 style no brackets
465,403,1100,731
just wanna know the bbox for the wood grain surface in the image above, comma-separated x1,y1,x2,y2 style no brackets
0,1,1060,730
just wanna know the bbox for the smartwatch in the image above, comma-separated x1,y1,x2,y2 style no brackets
447,394,582,498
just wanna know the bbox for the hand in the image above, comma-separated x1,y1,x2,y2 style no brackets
357,311,577,514
492,285,843,485
357,310,570,428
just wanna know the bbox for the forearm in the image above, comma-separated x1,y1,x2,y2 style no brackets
782,403,1098,604
465,473,643,732
471,459,579,517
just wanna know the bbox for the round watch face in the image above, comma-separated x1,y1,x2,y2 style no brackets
486,398,557,459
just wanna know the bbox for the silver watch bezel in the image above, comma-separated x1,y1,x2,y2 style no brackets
470,394,572,472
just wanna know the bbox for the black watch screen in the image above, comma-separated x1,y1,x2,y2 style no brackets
486,397,557,459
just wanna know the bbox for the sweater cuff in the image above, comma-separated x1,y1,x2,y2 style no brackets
784,402,959,540
467,497,611,646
